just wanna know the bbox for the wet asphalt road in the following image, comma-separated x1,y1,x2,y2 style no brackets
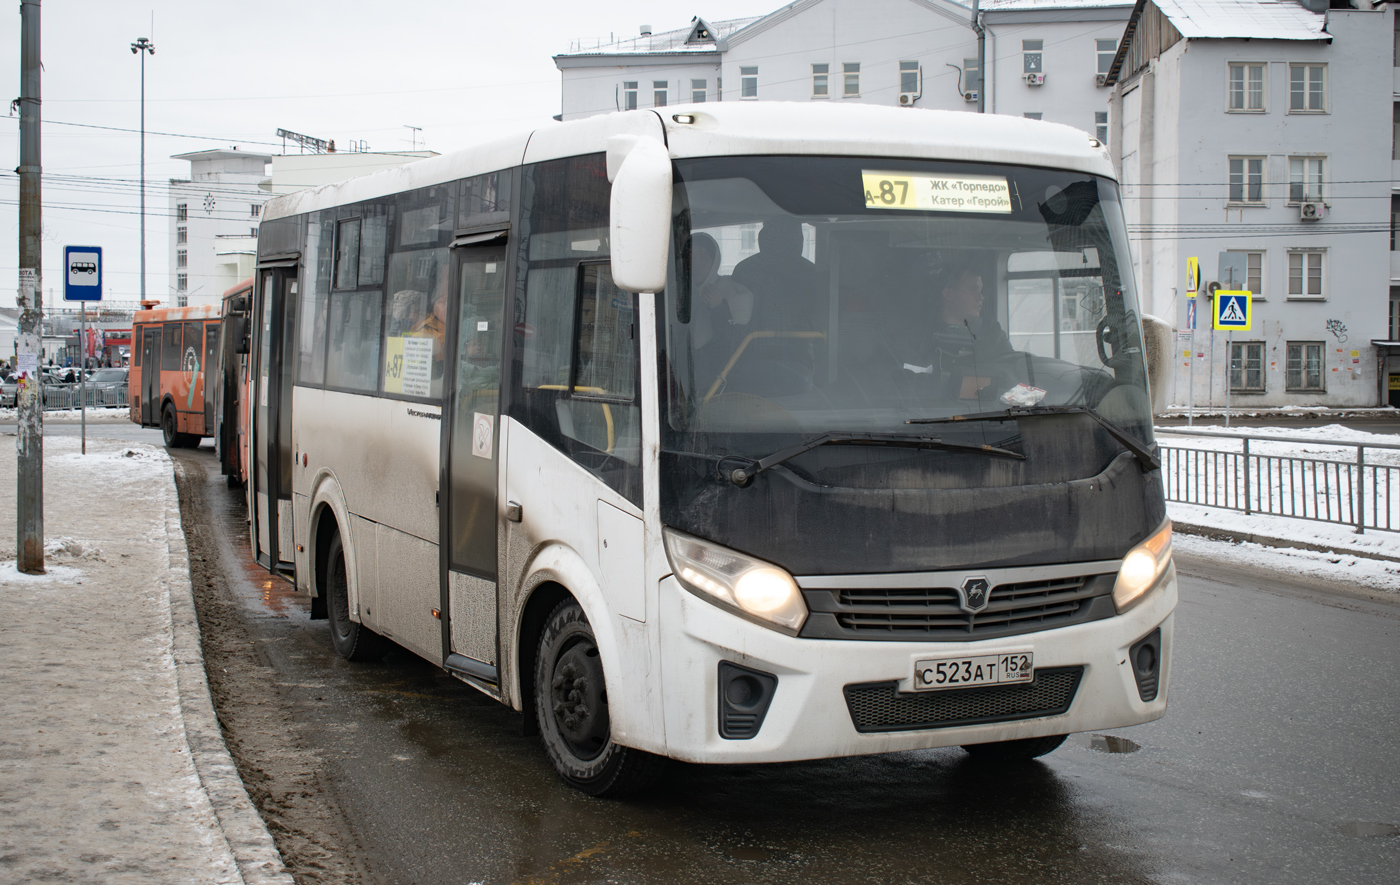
158,443,1400,885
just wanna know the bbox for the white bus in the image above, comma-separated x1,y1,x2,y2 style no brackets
248,103,1177,796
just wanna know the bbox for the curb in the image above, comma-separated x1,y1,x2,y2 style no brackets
164,456,295,885
1173,520,1400,565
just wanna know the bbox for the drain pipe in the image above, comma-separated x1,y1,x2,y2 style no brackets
972,0,986,114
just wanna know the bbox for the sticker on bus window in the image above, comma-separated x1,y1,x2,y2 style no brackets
472,412,494,459
861,171,1012,213
383,335,436,397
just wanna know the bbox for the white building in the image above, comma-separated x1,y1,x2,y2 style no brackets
168,149,437,308
1106,0,1396,408
168,150,271,309
554,0,1132,140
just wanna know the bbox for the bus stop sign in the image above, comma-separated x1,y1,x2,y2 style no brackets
63,245,103,301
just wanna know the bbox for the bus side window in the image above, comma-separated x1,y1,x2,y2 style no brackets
162,323,181,372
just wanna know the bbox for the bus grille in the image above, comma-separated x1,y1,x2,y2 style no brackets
843,667,1083,733
799,574,1113,641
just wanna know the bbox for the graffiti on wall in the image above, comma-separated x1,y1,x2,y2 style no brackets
1325,319,1348,343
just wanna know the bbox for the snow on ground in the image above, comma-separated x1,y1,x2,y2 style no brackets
1173,532,1400,594
0,405,132,423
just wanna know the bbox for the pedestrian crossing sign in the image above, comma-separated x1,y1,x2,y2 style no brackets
1212,290,1251,331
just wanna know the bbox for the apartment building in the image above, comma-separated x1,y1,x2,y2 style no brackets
1107,0,1396,407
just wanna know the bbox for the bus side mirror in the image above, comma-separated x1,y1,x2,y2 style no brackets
230,316,250,355
1140,314,1172,416
608,135,672,293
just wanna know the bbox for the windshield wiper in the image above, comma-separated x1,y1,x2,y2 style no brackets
906,406,1159,471
722,431,1024,487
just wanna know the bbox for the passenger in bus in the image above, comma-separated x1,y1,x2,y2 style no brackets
689,232,752,350
408,278,450,384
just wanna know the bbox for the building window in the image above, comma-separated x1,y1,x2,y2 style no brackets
691,79,706,102
176,249,187,269
1288,251,1324,298
251,227,258,237
843,63,860,97
1023,112,1042,120
623,81,637,111
1393,103,1399,160
1225,251,1264,295
176,226,187,245
653,80,667,107
1228,156,1265,204
1097,39,1117,75
176,273,188,292
176,295,188,308
963,57,980,97
1023,40,1043,74
812,63,829,97
1289,156,1325,203
1288,64,1326,113
1286,342,1325,391
1095,111,1108,144
740,67,758,99
899,61,919,96
176,202,188,222
1228,63,1266,112
1392,195,1400,251
1391,289,1400,340
250,203,261,218
1229,341,1266,392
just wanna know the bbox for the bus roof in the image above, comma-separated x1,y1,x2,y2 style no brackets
261,103,1115,223
134,303,220,324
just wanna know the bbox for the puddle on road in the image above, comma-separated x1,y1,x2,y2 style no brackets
1333,821,1400,838
1077,733,1140,754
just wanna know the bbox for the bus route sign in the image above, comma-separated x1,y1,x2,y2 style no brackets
1212,290,1251,331
63,245,103,301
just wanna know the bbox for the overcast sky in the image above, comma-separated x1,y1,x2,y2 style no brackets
1,1,769,307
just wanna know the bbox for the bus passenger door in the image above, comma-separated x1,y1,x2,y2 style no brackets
203,322,219,436
441,240,507,682
141,327,160,425
252,267,298,571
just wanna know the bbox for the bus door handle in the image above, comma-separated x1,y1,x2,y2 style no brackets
505,501,522,523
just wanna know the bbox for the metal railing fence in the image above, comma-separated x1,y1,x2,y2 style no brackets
39,383,129,410
1156,428,1400,535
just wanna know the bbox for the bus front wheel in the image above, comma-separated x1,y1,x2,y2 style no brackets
961,734,1068,762
324,533,387,662
534,599,664,797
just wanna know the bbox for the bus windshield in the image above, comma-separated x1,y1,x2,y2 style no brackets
662,156,1152,460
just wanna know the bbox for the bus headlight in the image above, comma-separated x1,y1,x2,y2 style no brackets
663,528,807,633
1113,519,1173,613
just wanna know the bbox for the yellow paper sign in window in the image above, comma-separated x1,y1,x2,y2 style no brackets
862,171,1012,213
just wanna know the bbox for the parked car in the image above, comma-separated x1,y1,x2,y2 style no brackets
86,367,128,391
1,374,17,408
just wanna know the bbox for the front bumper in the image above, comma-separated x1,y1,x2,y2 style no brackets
657,566,1176,764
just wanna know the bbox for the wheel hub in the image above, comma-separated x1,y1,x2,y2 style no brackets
550,643,607,758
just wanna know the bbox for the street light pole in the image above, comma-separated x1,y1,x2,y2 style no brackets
131,36,154,308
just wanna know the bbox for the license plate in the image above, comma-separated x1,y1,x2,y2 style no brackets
913,652,1034,691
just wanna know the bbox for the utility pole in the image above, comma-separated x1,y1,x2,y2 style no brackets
16,0,43,573
132,36,154,305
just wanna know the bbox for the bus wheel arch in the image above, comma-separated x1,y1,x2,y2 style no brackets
323,531,387,662
308,473,351,622
160,398,192,448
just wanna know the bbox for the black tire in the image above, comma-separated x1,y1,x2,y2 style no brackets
961,734,1068,762
161,405,190,448
535,599,665,796
324,533,387,662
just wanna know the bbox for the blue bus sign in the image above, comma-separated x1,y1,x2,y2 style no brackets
63,245,103,301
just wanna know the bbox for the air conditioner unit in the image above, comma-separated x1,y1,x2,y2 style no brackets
899,92,920,106
1299,201,1326,221
1095,73,1107,87
963,90,978,102
1026,73,1045,86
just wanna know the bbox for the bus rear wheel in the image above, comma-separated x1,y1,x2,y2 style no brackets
961,734,1068,762
324,533,387,662
534,599,664,797
161,405,192,448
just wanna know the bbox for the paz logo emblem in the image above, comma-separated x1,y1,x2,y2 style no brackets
959,577,991,614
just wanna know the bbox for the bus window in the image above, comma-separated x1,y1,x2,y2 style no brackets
132,326,142,366
162,324,181,371
383,243,448,399
325,290,382,393
297,214,333,385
